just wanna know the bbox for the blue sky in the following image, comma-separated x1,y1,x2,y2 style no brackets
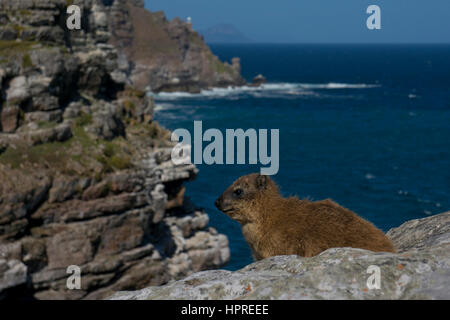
144,0,450,43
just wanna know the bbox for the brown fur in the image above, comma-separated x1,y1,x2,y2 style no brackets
215,173,395,260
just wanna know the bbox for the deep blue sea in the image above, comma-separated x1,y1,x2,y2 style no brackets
152,44,450,271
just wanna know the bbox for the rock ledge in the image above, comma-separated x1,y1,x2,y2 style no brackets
109,212,450,300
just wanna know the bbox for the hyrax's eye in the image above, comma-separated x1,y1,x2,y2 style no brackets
233,188,244,197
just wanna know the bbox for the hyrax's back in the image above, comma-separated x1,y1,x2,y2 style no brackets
277,198,395,257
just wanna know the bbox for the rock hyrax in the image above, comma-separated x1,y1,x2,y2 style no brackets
215,173,395,260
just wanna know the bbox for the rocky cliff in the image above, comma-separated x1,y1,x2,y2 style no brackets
0,0,229,300
108,0,246,92
110,212,450,300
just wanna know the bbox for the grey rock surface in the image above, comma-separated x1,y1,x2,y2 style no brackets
109,212,450,300
0,259,28,297
386,211,450,252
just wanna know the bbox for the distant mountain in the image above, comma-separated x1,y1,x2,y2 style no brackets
200,24,251,44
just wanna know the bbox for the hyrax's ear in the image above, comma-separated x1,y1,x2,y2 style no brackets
256,174,268,190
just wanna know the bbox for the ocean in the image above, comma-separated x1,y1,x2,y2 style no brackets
151,44,450,271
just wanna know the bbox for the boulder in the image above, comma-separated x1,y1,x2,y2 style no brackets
6,76,29,102
251,74,267,87
89,103,125,140
0,259,28,298
109,212,450,300
386,211,450,252
1,106,21,133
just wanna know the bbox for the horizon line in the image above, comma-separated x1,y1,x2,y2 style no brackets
205,42,450,45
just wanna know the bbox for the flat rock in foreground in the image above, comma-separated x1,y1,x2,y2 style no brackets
109,212,450,300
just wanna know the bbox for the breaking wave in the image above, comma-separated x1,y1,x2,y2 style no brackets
149,82,381,101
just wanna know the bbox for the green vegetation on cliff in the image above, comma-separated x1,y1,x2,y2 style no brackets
0,40,37,55
0,117,128,176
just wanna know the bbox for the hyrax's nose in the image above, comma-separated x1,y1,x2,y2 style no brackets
214,197,221,209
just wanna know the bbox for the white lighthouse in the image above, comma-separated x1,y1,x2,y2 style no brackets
187,16,192,30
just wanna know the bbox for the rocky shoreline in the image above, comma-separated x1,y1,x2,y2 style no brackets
109,212,450,300
0,0,232,300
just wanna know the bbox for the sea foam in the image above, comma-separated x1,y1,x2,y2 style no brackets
150,82,380,100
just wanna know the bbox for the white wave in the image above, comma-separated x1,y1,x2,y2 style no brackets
154,92,198,99
365,173,376,180
299,83,380,89
149,82,380,100
153,103,179,112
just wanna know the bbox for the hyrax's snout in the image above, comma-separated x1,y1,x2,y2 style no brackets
215,194,232,213
214,196,222,210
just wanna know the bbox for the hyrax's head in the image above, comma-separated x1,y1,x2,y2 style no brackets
215,173,279,224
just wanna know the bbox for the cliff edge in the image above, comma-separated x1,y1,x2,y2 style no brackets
0,0,229,300
108,0,246,92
